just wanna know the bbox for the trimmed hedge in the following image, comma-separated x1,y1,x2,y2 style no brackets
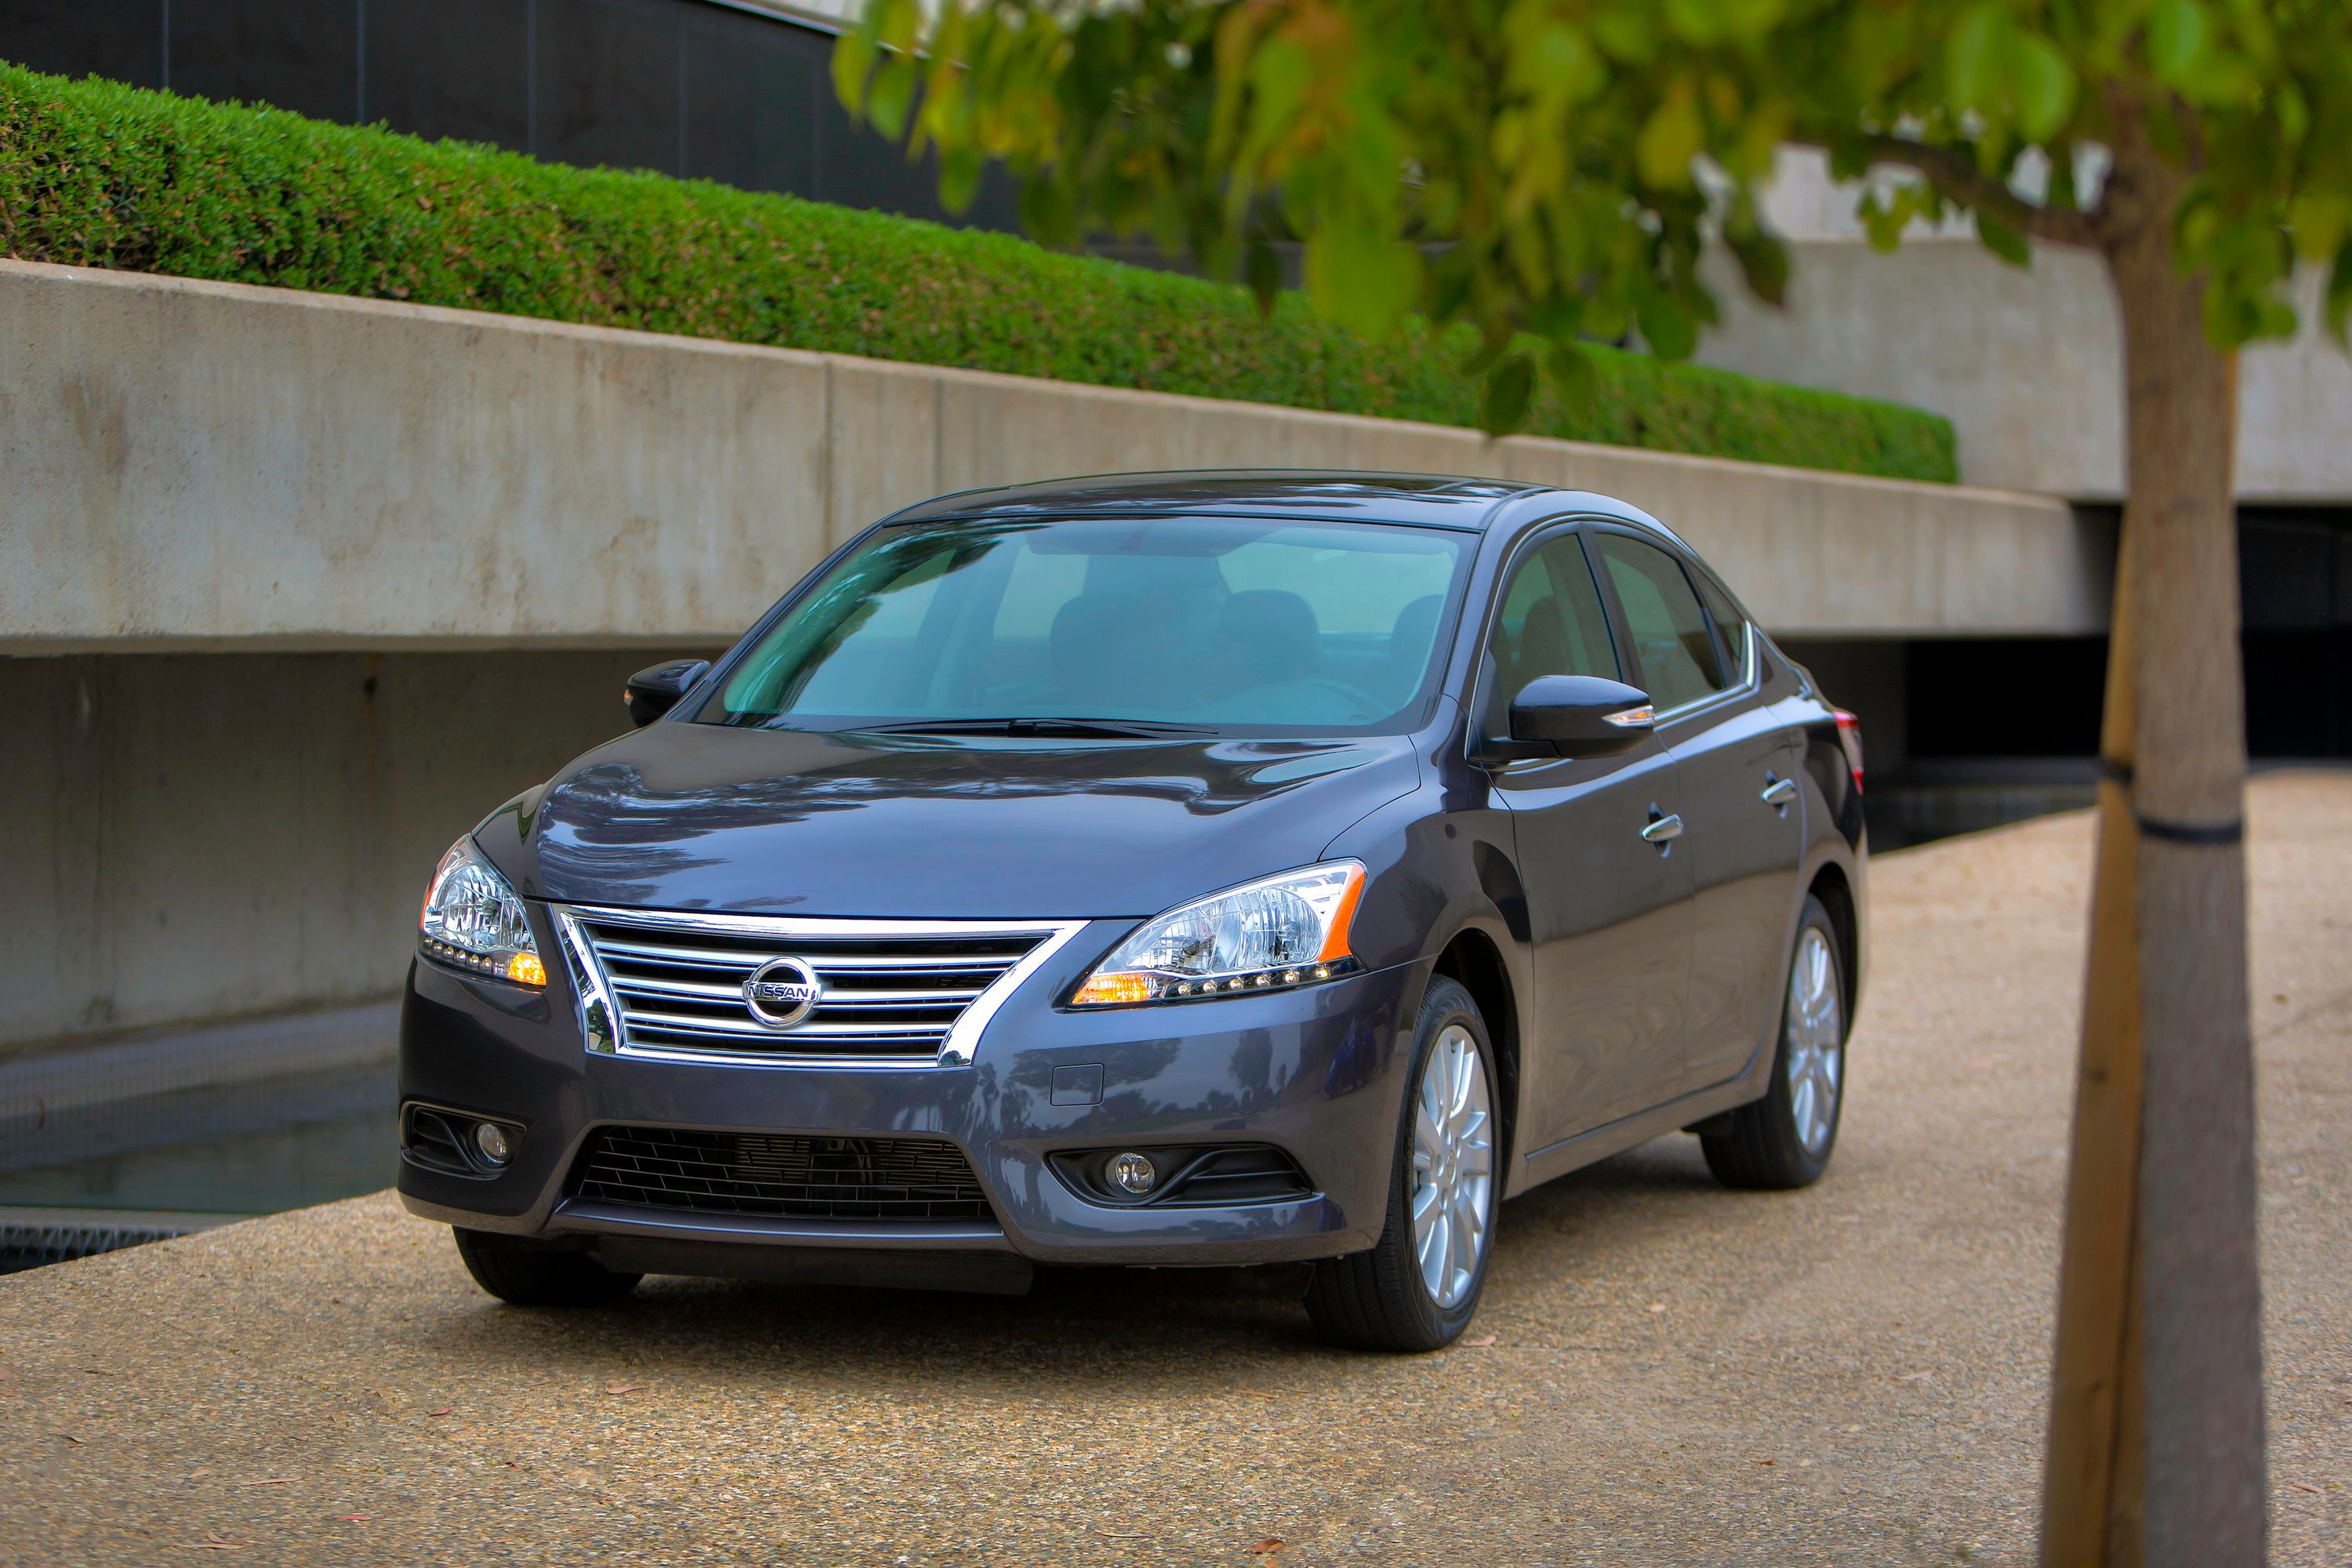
0,63,1958,483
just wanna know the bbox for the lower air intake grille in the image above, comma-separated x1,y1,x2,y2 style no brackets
571,1126,994,1222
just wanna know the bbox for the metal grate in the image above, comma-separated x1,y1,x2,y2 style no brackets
565,912,1054,1064
571,1126,996,1222
0,1216,210,1274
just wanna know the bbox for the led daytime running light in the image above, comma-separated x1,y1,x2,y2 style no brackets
418,837,546,989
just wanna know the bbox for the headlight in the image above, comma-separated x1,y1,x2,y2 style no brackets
419,837,547,987
1070,861,1367,1006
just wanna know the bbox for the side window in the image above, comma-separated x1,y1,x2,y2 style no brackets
1693,571,1751,687
1593,535,1726,712
1485,534,1620,724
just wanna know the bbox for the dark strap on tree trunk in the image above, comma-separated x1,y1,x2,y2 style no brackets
2096,757,2242,844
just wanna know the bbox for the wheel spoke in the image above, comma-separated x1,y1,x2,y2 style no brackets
1414,1101,1444,1163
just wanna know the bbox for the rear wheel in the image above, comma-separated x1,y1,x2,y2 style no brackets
1307,976,1500,1352
452,1228,642,1308
1702,895,1848,1190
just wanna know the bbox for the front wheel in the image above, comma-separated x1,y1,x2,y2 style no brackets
1702,895,1849,1190
1307,975,1501,1352
453,1228,642,1308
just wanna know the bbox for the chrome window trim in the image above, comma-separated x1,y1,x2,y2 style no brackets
549,906,1090,1069
1645,619,1759,730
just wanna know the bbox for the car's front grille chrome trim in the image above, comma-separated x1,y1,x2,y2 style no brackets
549,906,1087,1069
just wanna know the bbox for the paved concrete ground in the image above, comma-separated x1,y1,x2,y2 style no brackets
2,772,2346,1567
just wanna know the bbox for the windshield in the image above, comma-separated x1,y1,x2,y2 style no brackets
701,514,1473,736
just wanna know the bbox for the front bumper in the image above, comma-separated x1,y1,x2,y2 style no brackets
395,920,1425,1271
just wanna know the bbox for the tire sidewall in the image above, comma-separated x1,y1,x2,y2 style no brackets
1387,975,1502,1344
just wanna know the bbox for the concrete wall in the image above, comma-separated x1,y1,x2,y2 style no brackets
1694,151,2352,503
0,259,2103,652
0,650,708,1058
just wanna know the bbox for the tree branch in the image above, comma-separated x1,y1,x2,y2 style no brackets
1850,133,2105,250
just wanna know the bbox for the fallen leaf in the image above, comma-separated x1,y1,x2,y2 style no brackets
1757,1458,1775,1466
604,1384,643,1396
426,1406,456,1417
1250,1540,1284,1557
337,1512,375,1522
1461,1334,1497,1347
2289,1482,2322,1495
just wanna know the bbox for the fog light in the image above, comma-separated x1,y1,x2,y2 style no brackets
473,1120,512,1167
1105,1151,1157,1196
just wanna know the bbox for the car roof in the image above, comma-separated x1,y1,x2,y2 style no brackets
880,469,1675,540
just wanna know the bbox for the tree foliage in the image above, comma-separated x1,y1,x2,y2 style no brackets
838,0,2352,430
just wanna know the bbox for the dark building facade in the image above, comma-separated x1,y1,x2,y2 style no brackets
0,0,1018,229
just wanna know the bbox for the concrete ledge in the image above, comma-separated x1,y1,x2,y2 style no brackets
0,259,2103,649
0,1000,397,1143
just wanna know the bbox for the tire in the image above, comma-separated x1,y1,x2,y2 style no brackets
452,1227,643,1308
1307,975,1501,1352
1702,895,1849,1190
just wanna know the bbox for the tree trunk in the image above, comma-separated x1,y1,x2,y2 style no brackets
2039,105,2265,1566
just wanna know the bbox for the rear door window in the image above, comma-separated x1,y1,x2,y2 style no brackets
1693,570,1752,688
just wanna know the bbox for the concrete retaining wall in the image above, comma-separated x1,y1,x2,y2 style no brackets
0,259,2104,652
1696,151,2352,502
0,649,708,1058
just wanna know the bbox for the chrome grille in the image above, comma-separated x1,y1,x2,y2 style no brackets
558,909,1077,1065
572,1126,993,1221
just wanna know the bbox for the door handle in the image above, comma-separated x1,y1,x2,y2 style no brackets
1760,775,1798,808
1640,811,1684,844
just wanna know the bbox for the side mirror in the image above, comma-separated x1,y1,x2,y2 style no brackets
1502,675,1654,760
623,659,711,728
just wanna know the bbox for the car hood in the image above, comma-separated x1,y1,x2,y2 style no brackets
477,722,1421,920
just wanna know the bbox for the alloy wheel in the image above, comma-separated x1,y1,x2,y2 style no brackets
1410,1023,1496,1308
1784,927,1845,1156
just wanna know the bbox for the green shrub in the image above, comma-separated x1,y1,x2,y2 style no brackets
0,62,1958,482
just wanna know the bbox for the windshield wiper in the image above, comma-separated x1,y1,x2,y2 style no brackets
844,717,1214,740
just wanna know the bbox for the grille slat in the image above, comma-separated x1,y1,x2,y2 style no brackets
609,974,985,1008
572,913,1050,1064
572,1126,995,1223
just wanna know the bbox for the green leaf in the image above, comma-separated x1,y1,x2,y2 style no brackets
1728,227,1790,305
1946,3,2012,112
937,147,982,215
1548,343,1602,416
2325,249,2352,344
2011,34,2077,141
1975,209,2032,267
1635,86,1704,191
1305,219,1421,340
831,31,877,113
867,59,918,141
1482,354,1536,435
1246,237,1283,314
2147,0,2211,84
1635,289,1698,359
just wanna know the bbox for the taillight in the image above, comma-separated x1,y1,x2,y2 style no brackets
1834,710,1864,795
